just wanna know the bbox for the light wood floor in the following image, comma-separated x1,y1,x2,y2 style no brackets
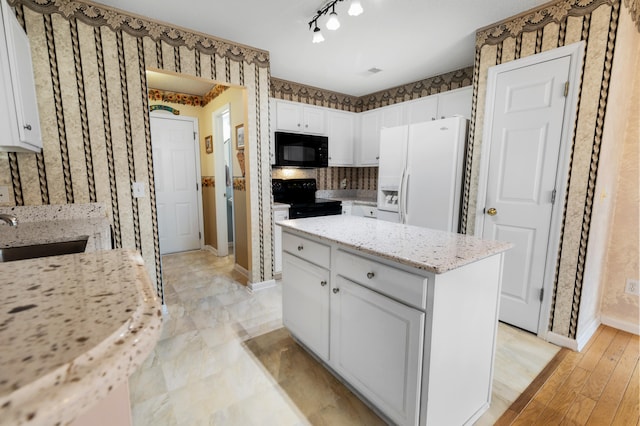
496,325,640,425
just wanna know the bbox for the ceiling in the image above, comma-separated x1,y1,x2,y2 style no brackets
95,0,549,97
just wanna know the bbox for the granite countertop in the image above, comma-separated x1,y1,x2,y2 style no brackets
0,249,162,426
327,197,377,206
0,217,111,251
279,215,512,274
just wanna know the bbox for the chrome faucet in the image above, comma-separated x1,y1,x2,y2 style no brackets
0,213,18,226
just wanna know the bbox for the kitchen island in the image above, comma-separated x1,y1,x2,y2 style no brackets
279,215,512,426
0,249,162,426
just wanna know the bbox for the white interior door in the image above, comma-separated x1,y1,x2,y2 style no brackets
481,56,571,333
151,114,202,255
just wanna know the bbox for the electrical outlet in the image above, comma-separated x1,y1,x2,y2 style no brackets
625,279,640,296
0,185,9,204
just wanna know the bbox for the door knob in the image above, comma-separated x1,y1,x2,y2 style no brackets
320,280,327,286
332,288,340,294
297,245,303,251
487,207,497,216
366,272,375,279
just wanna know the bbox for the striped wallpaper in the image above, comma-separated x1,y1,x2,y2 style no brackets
1,0,273,300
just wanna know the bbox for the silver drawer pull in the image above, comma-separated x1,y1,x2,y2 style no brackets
332,288,340,294
367,272,375,279
297,245,304,251
320,280,327,286
24,124,32,131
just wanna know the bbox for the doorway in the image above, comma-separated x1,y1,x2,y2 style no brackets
213,105,235,257
150,113,204,255
475,42,584,335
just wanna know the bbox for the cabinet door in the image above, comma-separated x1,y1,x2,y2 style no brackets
357,110,381,165
405,95,438,125
0,0,41,152
282,253,330,361
330,276,424,426
436,86,472,120
381,104,403,128
273,209,289,274
327,110,354,165
275,100,303,132
303,106,325,134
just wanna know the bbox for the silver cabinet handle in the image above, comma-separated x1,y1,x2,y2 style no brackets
332,288,340,294
297,245,303,251
320,280,327,287
367,272,375,279
24,124,32,131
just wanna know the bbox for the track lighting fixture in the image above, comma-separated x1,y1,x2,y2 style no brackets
308,0,364,43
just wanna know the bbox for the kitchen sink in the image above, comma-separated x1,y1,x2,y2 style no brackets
0,236,89,262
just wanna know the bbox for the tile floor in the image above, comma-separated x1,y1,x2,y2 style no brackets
129,250,560,425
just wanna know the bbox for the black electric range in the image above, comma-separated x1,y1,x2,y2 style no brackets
272,178,342,219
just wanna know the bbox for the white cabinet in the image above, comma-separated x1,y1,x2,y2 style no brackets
282,225,504,426
357,104,403,166
282,253,330,361
272,207,289,275
275,99,325,134
436,86,472,120
404,95,438,124
327,110,354,166
330,276,424,426
341,201,352,215
0,0,42,153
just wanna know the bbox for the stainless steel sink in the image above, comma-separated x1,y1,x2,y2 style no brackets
0,236,89,262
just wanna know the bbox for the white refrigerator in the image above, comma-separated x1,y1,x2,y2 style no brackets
377,116,468,232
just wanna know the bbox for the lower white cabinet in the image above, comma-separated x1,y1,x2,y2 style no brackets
281,227,503,426
330,276,424,426
282,252,330,361
272,207,289,275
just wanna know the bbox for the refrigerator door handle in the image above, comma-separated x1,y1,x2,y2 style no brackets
399,169,408,224
403,172,410,223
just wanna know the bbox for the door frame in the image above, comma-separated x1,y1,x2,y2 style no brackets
474,41,585,338
212,103,231,256
150,111,205,253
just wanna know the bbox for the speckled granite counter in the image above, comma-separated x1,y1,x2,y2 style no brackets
0,217,111,252
0,249,162,426
316,190,377,206
279,215,512,274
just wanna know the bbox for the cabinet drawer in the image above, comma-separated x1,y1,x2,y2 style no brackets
335,249,427,310
283,231,330,269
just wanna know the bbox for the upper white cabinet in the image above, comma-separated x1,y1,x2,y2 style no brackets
357,104,403,166
436,86,472,120
275,99,326,134
405,95,439,124
327,110,355,166
0,0,42,153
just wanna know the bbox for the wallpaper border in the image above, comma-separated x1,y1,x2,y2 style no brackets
271,67,473,113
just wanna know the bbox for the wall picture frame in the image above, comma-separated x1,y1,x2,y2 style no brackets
235,124,245,150
205,135,213,154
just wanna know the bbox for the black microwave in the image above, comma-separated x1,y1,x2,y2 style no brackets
274,131,328,168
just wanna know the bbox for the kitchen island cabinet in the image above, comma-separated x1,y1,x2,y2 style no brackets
280,215,511,426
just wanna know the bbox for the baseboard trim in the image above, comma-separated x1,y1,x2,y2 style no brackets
546,332,579,351
576,317,601,351
233,263,249,278
203,245,217,255
249,279,277,292
601,315,640,335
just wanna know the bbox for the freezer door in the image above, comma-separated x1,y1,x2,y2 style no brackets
377,125,408,211
404,117,467,232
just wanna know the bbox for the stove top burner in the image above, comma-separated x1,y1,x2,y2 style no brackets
272,179,341,219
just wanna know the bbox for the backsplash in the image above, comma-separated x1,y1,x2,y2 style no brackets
271,167,378,191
